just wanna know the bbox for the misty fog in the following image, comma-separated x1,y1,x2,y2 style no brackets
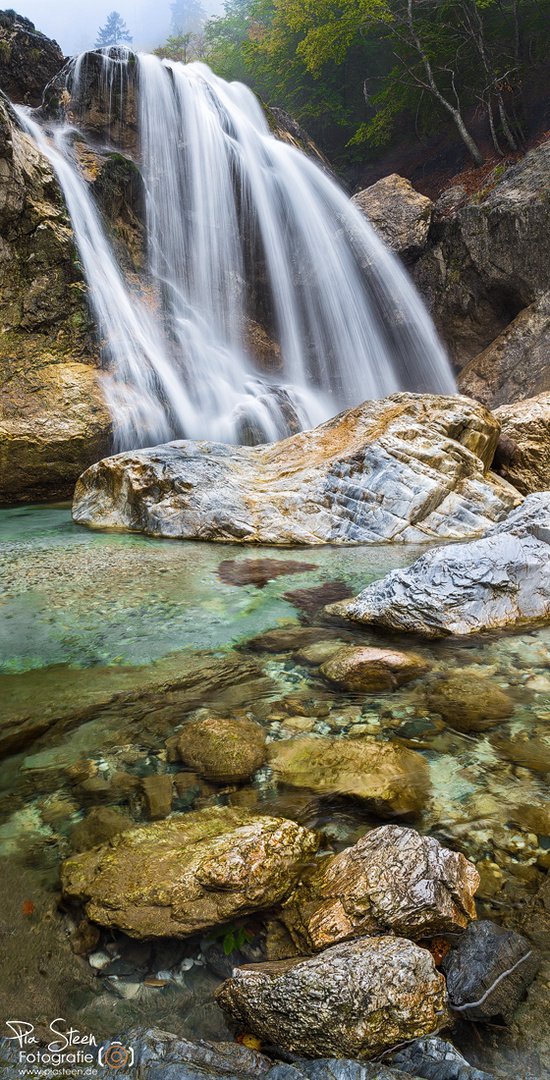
14,0,223,56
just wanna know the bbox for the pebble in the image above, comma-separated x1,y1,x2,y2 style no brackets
88,950,112,970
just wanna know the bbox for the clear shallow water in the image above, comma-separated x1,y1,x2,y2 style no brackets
1,504,550,1075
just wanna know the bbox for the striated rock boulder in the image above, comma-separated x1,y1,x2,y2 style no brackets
72,393,521,544
176,716,267,783
60,806,318,938
267,736,430,817
352,174,433,264
426,676,514,732
457,293,550,410
413,140,550,368
493,392,550,494
320,646,430,692
215,936,449,1059
0,11,64,107
442,920,539,1022
281,825,479,953
392,1036,495,1080
0,96,111,502
332,493,550,637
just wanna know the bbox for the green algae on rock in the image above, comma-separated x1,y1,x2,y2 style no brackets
60,806,319,938
267,735,430,817
176,716,267,784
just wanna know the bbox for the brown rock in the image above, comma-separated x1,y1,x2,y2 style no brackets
352,174,433,264
281,825,479,952
60,806,319,938
215,936,448,1058
268,736,430,817
493,391,550,494
69,919,101,956
320,645,430,692
141,774,173,820
0,11,64,107
68,806,135,853
177,716,267,784
246,627,329,652
427,675,514,732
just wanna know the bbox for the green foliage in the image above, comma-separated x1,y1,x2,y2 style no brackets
207,922,255,955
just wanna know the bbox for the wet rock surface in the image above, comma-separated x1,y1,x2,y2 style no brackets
0,10,64,107
267,737,430,817
60,806,319,938
280,825,479,952
72,393,520,544
0,95,110,502
442,920,539,1022
493,391,550,494
352,174,433,264
392,1036,495,1079
333,493,550,637
216,936,448,1059
176,716,267,783
320,646,430,692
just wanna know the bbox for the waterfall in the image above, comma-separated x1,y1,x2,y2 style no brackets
18,49,456,450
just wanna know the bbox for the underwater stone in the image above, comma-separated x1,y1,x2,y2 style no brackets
267,736,430,817
320,646,430,692
215,936,449,1059
176,716,267,783
332,492,550,636
442,920,539,1022
71,393,520,545
426,676,514,732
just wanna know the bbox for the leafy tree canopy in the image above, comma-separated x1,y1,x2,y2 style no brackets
95,10,133,47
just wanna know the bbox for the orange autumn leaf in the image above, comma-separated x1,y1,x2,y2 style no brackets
21,901,35,915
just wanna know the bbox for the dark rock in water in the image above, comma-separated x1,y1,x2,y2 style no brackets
283,582,352,616
442,920,539,1022
218,559,318,589
176,715,267,783
332,494,550,637
266,1062,418,1079
320,646,430,693
247,627,330,652
392,1035,494,1079
426,676,514,733
0,10,64,106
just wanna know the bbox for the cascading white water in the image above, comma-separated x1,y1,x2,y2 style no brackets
19,49,456,450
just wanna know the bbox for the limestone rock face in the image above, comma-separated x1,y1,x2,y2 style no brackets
267,737,430,817
176,716,267,783
281,825,479,952
72,393,521,544
426,676,514,732
0,11,64,107
320,645,430,692
457,294,550,410
352,174,433,263
412,140,550,367
60,807,318,938
333,493,550,637
0,97,111,502
215,936,449,1059
493,392,550,494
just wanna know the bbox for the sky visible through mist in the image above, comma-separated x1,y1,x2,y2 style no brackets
14,0,222,56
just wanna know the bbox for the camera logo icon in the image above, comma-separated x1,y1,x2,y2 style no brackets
98,1041,135,1068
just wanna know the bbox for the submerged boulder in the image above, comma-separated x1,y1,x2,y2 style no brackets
331,493,550,637
176,715,267,783
60,806,318,938
426,675,514,732
281,824,479,952
320,646,430,692
215,936,449,1059
267,736,430,817
72,393,521,544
